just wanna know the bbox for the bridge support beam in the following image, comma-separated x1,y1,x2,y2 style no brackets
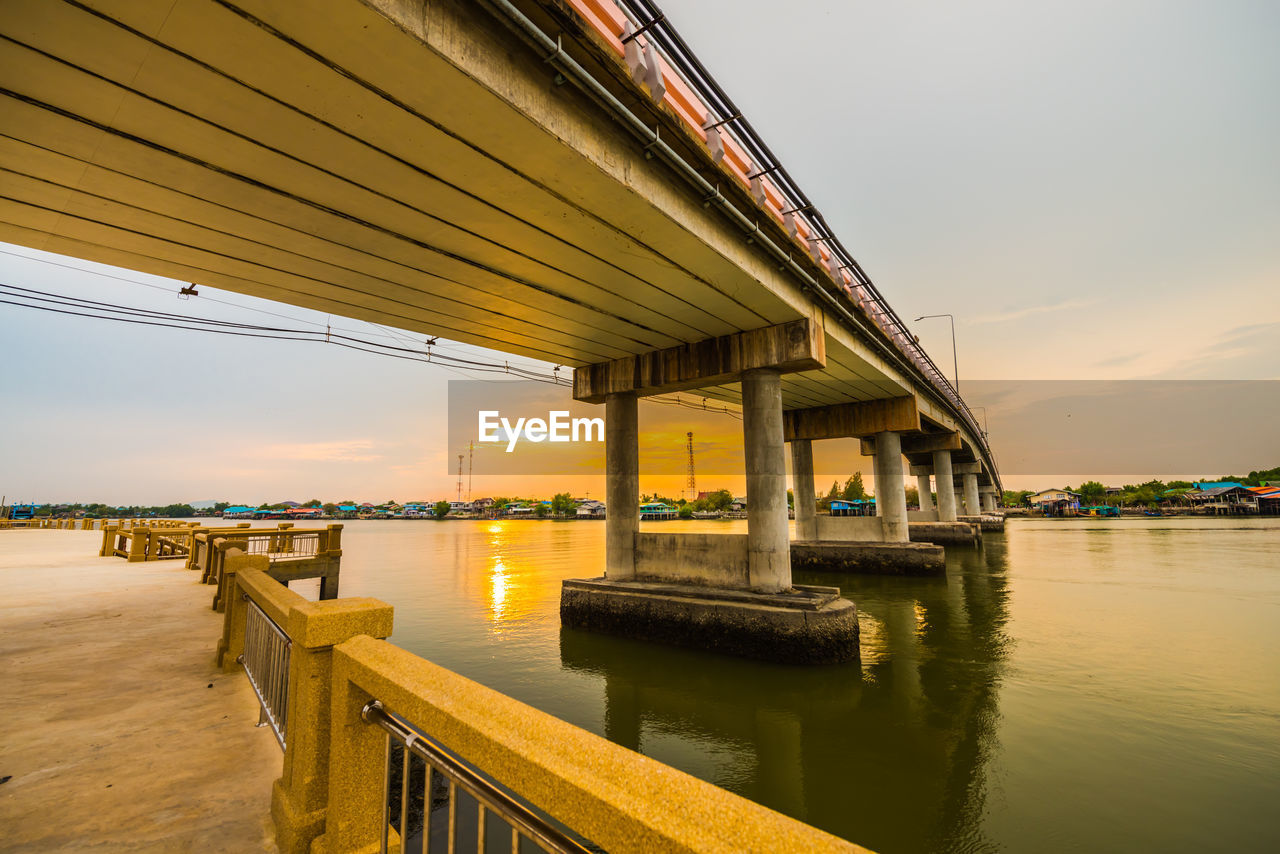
789,438,818,542
933,451,958,522
605,392,639,580
574,318,824,403
743,369,791,592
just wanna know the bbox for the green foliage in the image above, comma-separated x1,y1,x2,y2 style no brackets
550,492,575,516
706,489,733,511
678,504,694,519
1003,490,1034,506
432,500,450,518
841,473,867,501
533,503,550,518
303,498,322,508
1078,481,1106,504
905,485,919,507
323,503,338,514
786,488,794,508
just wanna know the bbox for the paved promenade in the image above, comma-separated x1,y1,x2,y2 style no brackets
0,530,280,852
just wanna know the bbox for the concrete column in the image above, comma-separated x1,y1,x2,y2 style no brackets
916,473,934,512
873,430,909,542
964,473,981,517
789,439,817,542
742,369,791,592
980,492,996,513
605,392,639,580
933,450,958,522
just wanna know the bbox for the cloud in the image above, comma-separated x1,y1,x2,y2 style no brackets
258,439,383,463
1148,321,1280,380
968,298,1098,325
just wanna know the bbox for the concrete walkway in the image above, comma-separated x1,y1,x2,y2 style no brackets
0,530,280,852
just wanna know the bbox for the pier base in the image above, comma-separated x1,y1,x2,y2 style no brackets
910,521,981,547
560,578,858,664
960,514,1006,532
790,540,945,576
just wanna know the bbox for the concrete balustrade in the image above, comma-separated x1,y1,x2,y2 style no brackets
317,635,862,854
216,554,392,854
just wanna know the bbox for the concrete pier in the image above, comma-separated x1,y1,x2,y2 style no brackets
963,473,981,519
916,472,934,512
933,449,958,522
0,530,279,850
873,430,909,542
790,438,818,542
605,391,639,580
743,369,791,592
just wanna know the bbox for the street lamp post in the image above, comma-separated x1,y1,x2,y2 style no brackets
914,314,958,395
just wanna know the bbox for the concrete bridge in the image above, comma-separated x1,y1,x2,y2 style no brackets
0,0,1000,659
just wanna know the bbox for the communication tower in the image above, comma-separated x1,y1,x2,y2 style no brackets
456,454,464,502
685,432,697,502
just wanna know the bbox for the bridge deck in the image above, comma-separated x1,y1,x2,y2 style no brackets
0,529,279,851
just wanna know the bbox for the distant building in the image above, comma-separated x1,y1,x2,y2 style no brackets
1251,486,1280,515
576,499,605,518
1028,489,1082,516
1187,486,1258,515
830,498,875,517
221,506,255,519
639,502,677,520
286,507,323,519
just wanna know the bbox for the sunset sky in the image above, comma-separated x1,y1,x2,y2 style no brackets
1,0,1276,505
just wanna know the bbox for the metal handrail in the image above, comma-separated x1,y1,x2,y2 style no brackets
362,700,593,854
240,596,291,751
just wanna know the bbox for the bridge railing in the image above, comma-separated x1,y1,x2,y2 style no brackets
524,0,998,484
204,525,344,612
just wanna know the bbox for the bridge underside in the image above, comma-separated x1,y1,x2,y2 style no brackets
1,0,998,475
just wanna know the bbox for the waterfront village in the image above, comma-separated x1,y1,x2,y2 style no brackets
8,467,1278,523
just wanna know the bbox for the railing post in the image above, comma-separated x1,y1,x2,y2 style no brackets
271,594,392,854
213,539,248,611
188,529,208,570
127,527,149,562
100,525,118,557
312,644,393,854
215,551,268,671
324,523,343,557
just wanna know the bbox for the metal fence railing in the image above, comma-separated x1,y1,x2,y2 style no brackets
240,597,291,751
362,701,594,854
244,531,320,559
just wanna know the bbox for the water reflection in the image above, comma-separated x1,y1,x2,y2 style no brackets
560,542,1013,853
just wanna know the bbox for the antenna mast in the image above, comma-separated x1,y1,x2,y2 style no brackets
456,454,464,502
685,432,697,502
467,441,474,501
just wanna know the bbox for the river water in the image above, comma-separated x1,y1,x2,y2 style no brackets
313,516,1279,852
